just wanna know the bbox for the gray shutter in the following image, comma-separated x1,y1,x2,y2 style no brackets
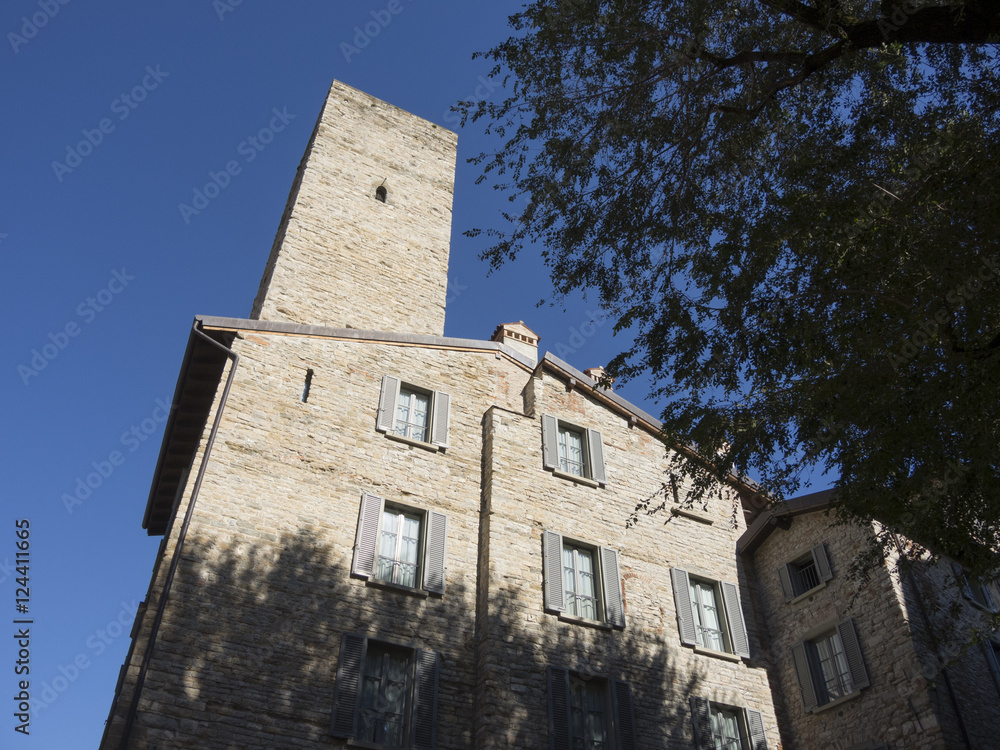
689,696,711,750
952,562,973,600
777,565,795,602
430,391,450,447
600,547,625,628
377,375,399,433
352,493,383,578
330,634,366,737
721,581,750,658
982,640,1000,694
542,414,559,469
423,511,448,595
543,531,566,613
587,428,606,484
790,641,819,711
838,619,870,690
411,649,439,750
746,708,768,750
812,544,833,583
612,680,637,750
547,666,571,750
670,568,697,646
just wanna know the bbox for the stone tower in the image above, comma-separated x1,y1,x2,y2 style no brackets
250,80,457,335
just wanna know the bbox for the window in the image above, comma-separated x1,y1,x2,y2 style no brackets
352,493,448,595
690,697,768,750
790,620,870,711
983,636,1000,695
543,530,625,628
952,562,998,612
375,185,388,202
547,667,637,750
777,544,834,602
377,376,450,448
670,568,750,658
330,634,439,749
541,414,606,485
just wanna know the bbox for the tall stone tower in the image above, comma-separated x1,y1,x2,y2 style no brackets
251,80,457,334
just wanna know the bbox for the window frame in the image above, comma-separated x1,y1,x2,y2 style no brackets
547,666,638,750
541,414,607,486
352,493,448,596
376,375,450,450
777,544,834,603
952,562,998,613
670,568,750,659
330,634,439,750
690,696,768,750
375,504,424,589
790,619,870,712
543,530,626,629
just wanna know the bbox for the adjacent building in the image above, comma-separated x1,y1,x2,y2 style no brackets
98,81,1000,750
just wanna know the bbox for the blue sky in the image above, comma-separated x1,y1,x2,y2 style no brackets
1,3,830,748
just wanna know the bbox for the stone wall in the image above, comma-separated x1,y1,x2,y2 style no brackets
250,80,457,336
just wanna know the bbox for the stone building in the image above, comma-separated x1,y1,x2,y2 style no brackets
98,81,999,750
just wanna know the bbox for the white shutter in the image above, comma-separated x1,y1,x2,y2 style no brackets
746,708,768,750
612,680,638,750
812,544,833,583
777,564,795,602
543,530,566,612
330,634,366,737
547,667,571,750
599,546,625,628
422,511,448,595
790,642,818,711
430,391,450,447
689,696,711,749
721,581,750,658
541,414,559,469
376,375,399,433
351,493,383,578
587,428,606,484
411,649,440,749
670,568,697,646
838,619,870,690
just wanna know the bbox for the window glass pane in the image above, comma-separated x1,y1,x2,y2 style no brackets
359,644,410,748
569,676,606,750
558,426,585,476
563,547,578,616
395,388,429,441
814,631,853,701
376,512,399,583
711,706,741,750
691,581,724,651
563,545,598,619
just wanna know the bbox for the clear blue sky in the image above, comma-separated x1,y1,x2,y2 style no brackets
1,3,829,748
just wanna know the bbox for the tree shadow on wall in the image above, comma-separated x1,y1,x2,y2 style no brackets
117,527,703,749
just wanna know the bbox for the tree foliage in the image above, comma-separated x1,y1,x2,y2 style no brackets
462,0,1000,576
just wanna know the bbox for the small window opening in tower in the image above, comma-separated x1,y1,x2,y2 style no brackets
375,185,387,203
302,369,314,403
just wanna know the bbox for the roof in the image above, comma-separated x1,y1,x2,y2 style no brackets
736,488,835,555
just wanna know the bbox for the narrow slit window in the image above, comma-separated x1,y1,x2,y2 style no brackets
375,185,387,203
302,369,314,403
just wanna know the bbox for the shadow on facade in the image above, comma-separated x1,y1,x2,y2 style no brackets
119,527,702,748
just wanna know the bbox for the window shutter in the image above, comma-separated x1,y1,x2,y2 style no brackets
689,696,711,750
423,511,448,595
812,544,833,583
670,568,697,646
547,666,571,750
541,414,559,470
587,428,606,484
612,680,638,750
411,649,440,750
377,375,399,433
790,641,819,711
543,531,566,613
838,619,870,690
952,562,973,600
721,581,751,658
982,640,1000,694
600,547,626,628
777,564,795,602
330,634,366,738
430,391,450,447
351,493,383,578
746,708,768,750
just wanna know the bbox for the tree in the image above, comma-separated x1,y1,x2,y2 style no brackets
461,0,1000,577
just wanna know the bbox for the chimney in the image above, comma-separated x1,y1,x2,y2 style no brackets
491,321,539,364
584,366,614,390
